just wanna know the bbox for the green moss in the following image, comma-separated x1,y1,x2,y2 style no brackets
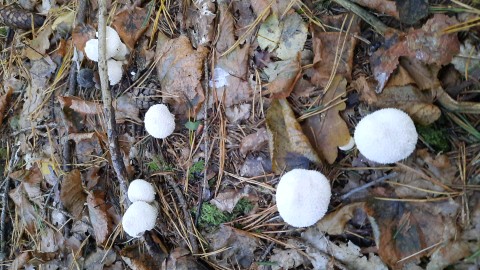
196,198,254,229
147,157,174,172
189,160,205,178
417,125,450,152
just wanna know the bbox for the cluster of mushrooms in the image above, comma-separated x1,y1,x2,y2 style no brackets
123,102,416,234
276,108,418,227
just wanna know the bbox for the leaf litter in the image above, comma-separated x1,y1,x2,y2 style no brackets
1,0,480,269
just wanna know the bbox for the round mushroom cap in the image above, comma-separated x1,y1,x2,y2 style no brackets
122,201,158,237
144,104,175,139
276,169,331,227
354,108,418,164
107,59,123,85
105,26,122,59
128,179,156,203
84,39,99,62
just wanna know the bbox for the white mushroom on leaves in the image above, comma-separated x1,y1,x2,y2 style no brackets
122,201,158,237
144,104,175,139
354,108,418,164
128,179,156,203
275,169,331,227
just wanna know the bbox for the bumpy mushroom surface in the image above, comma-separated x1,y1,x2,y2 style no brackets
122,201,158,237
144,104,175,139
84,26,126,61
276,169,331,227
354,108,418,164
128,179,156,203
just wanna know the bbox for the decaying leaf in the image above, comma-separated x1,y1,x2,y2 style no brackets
266,99,321,173
451,41,480,77
205,225,260,269
186,0,216,47
265,55,302,98
303,76,351,164
395,0,429,25
58,96,102,115
210,186,257,213
161,248,207,270
268,239,308,270
23,25,52,60
87,192,111,246
69,132,105,166
351,0,399,18
365,199,459,268
156,33,208,116
112,7,149,50
121,244,164,270
114,95,141,123
9,184,40,233
427,240,472,269
316,202,366,235
311,15,360,87
0,87,13,126
302,227,388,269
239,128,269,156
371,14,460,92
9,165,44,206
72,23,96,53
60,169,87,219
258,14,281,51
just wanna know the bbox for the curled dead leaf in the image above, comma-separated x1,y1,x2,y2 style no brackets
87,192,112,246
60,169,87,219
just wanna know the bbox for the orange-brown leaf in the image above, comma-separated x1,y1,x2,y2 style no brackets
0,87,13,126
303,76,351,164
87,192,111,246
61,169,87,219
58,96,102,115
266,99,321,174
112,7,149,50
72,23,96,53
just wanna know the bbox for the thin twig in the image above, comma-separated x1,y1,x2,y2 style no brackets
97,0,130,209
333,0,389,36
340,172,398,200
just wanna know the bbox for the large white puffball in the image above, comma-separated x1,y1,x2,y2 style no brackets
144,104,175,139
122,201,158,237
128,179,156,203
354,108,418,164
276,169,331,228
107,59,123,85
84,39,99,62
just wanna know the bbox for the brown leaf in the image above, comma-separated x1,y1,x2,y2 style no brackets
315,202,366,235
87,191,111,246
121,245,163,270
398,57,441,90
186,0,216,47
60,170,87,219
114,95,141,123
58,96,102,115
351,0,399,19
9,184,39,233
9,252,31,270
266,99,321,173
365,199,458,268
112,7,149,50
266,55,302,98
72,23,96,53
371,14,460,92
210,186,258,213
303,76,351,164
239,128,269,156
0,87,13,126
156,33,208,117
311,15,360,87
23,25,52,60
9,165,44,206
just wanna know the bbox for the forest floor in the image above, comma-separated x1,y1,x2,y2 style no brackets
0,0,480,269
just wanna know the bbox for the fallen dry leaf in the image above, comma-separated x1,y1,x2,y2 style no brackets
265,55,302,98
258,14,281,51
311,15,360,87
112,7,149,50
239,128,269,156
269,244,308,270
303,76,351,164
122,244,163,270
451,41,480,77
365,199,459,269
351,0,399,18
371,14,460,92
266,99,321,173
9,184,39,233
210,186,258,213
9,252,31,270
58,96,102,115
9,165,44,206
161,248,207,270
87,191,111,246
114,95,141,123
69,132,105,166
156,33,208,117
0,87,13,126
276,12,308,60
60,169,87,219
23,25,52,60
315,202,366,235
186,0,216,47
427,240,472,269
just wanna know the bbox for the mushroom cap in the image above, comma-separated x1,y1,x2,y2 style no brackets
104,26,122,59
112,42,129,61
107,59,123,85
354,108,418,164
122,201,158,237
84,39,99,62
144,104,175,139
276,169,331,227
128,179,156,203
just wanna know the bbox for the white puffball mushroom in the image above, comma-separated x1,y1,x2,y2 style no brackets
107,59,123,85
144,104,175,139
122,201,158,237
113,42,129,61
276,169,331,227
84,39,99,62
339,136,355,151
128,179,156,203
354,108,418,164
104,26,122,59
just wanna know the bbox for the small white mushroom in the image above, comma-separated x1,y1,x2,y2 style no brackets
276,169,331,227
112,42,129,61
84,39,99,62
84,26,126,62
128,179,156,203
339,136,355,151
144,104,175,139
107,59,123,85
354,108,418,164
122,201,158,237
